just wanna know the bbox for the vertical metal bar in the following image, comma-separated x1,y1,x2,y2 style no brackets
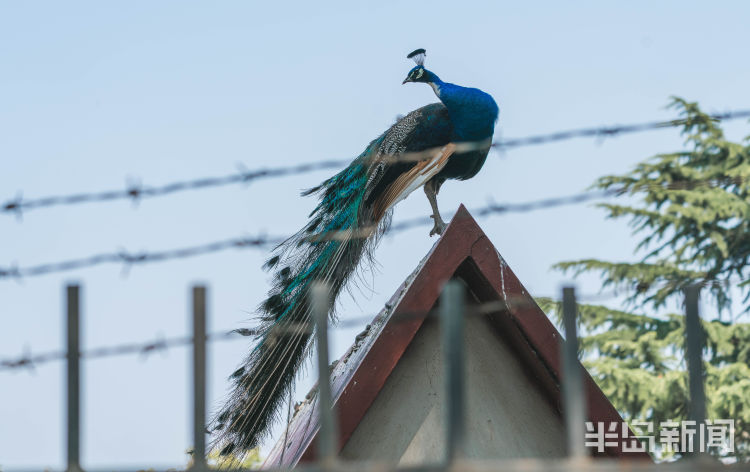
311,282,337,465
561,286,586,460
66,284,81,472
685,284,706,452
441,280,466,463
192,286,207,469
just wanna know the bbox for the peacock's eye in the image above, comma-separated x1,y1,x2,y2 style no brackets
415,69,424,79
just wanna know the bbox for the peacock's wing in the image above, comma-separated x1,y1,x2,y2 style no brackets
363,103,455,219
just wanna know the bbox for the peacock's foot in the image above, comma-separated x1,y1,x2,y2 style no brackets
429,214,447,237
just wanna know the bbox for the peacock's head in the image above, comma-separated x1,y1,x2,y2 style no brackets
402,48,433,84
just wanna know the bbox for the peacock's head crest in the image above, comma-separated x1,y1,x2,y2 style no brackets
402,48,433,85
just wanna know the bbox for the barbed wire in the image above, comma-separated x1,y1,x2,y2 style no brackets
1,290,625,373
0,329,246,372
6,172,750,281
359,190,615,238
491,109,750,148
5,167,750,281
0,235,285,281
3,275,731,373
4,109,749,218
0,191,616,281
1,160,350,219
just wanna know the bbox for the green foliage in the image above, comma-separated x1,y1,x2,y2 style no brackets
538,298,750,459
545,98,750,460
555,97,750,314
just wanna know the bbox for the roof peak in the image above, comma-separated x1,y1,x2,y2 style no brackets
264,206,646,466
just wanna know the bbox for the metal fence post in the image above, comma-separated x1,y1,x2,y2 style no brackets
561,286,586,460
191,286,207,469
66,284,81,472
441,280,466,463
685,285,706,454
311,282,338,466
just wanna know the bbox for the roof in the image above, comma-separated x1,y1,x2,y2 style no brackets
263,205,650,467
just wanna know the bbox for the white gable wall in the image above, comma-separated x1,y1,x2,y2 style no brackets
339,313,566,465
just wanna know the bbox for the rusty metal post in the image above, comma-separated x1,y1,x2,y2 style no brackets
561,286,586,460
441,280,466,463
66,284,82,472
191,286,207,469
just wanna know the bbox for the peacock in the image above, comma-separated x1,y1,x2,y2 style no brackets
213,48,499,455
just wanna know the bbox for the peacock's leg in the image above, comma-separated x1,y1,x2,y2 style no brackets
424,178,446,236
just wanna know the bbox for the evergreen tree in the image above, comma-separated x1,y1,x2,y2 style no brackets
542,98,750,460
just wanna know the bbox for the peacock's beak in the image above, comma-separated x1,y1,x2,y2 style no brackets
402,77,411,85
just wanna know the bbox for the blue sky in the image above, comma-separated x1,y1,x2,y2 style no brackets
1,1,749,469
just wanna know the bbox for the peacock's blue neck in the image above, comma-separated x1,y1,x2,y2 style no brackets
427,73,498,143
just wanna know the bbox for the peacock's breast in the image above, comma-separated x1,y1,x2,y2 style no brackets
440,86,498,143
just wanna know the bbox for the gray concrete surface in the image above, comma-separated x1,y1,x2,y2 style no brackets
339,313,566,465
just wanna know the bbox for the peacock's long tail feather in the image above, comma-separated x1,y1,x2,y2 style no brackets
211,98,477,455
212,142,390,455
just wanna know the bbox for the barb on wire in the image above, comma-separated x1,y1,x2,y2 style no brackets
4,110,749,217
